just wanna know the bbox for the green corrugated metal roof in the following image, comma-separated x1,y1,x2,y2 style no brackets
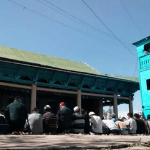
0,45,139,82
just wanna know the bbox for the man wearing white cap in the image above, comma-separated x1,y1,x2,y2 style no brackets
43,105,55,133
89,112,103,134
43,105,55,120
72,106,85,134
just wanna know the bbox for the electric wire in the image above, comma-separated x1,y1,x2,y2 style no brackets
43,0,135,47
8,0,110,41
8,0,134,47
36,0,87,26
132,59,138,77
120,0,142,35
43,0,115,37
82,0,136,57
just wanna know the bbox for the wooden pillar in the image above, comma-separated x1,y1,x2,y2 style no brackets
98,101,103,118
129,96,133,114
2,95,7,109
31,84,37,112
77,89,81,114
113,93,118,118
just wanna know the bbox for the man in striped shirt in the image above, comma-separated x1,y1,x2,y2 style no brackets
72,106,85,134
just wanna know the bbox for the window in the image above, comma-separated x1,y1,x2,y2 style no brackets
146,79,150,90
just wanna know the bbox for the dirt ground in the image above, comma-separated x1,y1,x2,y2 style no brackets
0,134,149,149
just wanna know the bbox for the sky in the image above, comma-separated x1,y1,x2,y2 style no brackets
1,0,149,114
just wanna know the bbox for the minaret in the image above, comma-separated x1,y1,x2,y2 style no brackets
133,36,150,119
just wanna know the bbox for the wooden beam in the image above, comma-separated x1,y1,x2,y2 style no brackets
117,96,130,100
37,87,77,94
81,92,114,98
0,82,31,89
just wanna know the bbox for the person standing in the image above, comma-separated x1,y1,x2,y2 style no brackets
27,107,43,134
125,113,137,134
56,102,73,134
89,112,103,134
72,106,85,134
6,96,27,134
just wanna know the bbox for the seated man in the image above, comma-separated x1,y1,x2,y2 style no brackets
110,114,117,122
43,105,55,119
125,113,137,134
72,106,85,134
115,118,129,135
102,117,110,135
89,112,103,135
43,105,55,133
82,109,90,134
134,113,146,134
56,102,73,134
102,119,120,134
27,107,43,134
0,110,9,134
6,96,27,134
146,115,150,134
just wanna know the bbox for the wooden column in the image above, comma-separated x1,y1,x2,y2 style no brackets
31,84,37,112
129,96,133,114
2,95,7,109
98,101,103,118
77,89,81,114
113,93,118,118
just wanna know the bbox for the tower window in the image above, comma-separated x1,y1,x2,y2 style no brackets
146,79,150,90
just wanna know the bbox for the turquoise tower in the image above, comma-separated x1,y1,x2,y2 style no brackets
133,36,150,119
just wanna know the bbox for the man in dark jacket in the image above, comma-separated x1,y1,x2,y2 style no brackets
146,115,150,134
56,102,73,134
6,96,27,133
72,106,85,134
0,110,9,134
82,109,90,134
134,113,146,134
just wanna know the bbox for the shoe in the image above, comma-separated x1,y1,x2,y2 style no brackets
12,131,19,135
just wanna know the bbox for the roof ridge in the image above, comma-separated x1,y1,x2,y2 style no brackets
0,45,85,65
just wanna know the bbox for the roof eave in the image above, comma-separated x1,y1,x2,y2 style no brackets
0,57,139,83
133,36,150,47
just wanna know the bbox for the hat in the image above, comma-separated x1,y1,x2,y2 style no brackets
60,102,65,109
89,112,95,116
74,106,80,112
44,105,51,110
60,102,65,107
